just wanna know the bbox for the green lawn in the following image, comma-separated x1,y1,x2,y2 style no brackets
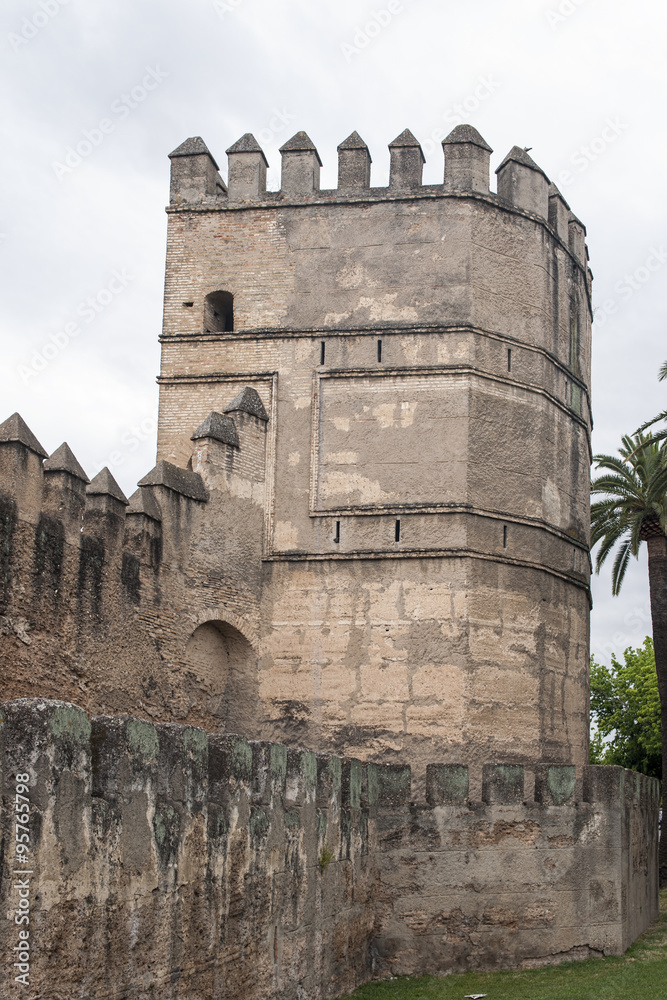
339,890,667,1000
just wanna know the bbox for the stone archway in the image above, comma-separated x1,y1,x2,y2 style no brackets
183,619,259,737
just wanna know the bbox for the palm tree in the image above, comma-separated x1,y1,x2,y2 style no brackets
635,361,667,441
591,432,667,887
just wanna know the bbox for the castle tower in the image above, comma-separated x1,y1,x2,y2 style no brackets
159,126,592,782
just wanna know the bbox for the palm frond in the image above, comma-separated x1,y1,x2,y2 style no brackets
594,526,625,572
611,537,633,595
590,430,667,592
636,412,667,434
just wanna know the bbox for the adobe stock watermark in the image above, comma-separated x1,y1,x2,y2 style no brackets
593,246,667,329
255,108,296,148
341,1,404,63
545,0,586,28
11,771,33,988
18,269,134,384
553,117,629,191
51,66,168,180
591,606,651,663
92,411,158,478
420,76,501,156
213,0,246,16
8,0,71,53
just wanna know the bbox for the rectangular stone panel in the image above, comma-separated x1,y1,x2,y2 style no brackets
313,372,468,512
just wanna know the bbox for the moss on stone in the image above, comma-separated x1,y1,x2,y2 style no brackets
49,704,91,744
270,743,287,780
546,765,576,805
250,807,269,840
349,759,362,808
301,751,317,788
327,756,342,792
183,726,208,760
229,736,252,779
126,719,159,759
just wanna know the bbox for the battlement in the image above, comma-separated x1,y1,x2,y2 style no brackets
0,392,270,729
0,388,269,583
0,698,658,999
168,125,585,255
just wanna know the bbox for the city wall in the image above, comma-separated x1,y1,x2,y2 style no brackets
0,403,267,736
0,699,659,999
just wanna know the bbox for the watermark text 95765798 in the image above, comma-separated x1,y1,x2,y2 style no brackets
11,773,32,987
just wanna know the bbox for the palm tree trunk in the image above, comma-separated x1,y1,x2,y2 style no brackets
647,534,667,887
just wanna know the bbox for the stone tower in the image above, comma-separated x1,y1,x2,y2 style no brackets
158,124,592,785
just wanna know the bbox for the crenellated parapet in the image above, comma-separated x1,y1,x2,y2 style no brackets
168,135,227,205
167,123,588,253
0,697,376,1000
0,698,658,998
0,386,271,727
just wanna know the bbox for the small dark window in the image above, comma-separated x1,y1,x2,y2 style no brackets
395,519,401,542
183,301,194,307
334,520,340,544
320,341,326,365
204,290,234,333
377,339,383,362
507,348,512,371
503,525,508,548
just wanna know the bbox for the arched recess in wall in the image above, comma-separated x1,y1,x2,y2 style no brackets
183,619,258,736
203,290,234,332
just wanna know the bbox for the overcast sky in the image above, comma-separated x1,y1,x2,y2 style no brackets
2,0,665,663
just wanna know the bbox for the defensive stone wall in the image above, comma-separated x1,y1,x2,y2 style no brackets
373,761,659,972
0,401,268,735
0,699,658,999
0,698,376,999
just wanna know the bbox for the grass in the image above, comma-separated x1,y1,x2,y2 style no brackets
338,890,667,1000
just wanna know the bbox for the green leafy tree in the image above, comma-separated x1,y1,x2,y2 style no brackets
589,638,661,777
591,431,667,886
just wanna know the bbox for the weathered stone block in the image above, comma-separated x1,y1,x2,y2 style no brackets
426,763,469,806
535,763,576,805
482,763,525,804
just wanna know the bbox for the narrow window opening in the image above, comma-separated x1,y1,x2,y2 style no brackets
273,928,278,964
377,339,383,363
203,290,234,333
507,348,512,371
569,294,580,373
334,520,340,544
182,301,194,307
565,379,569,402
320,341,326,365
503,525,508,548
395,519,401,542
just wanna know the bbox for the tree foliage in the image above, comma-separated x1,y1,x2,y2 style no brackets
589,637,661,778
